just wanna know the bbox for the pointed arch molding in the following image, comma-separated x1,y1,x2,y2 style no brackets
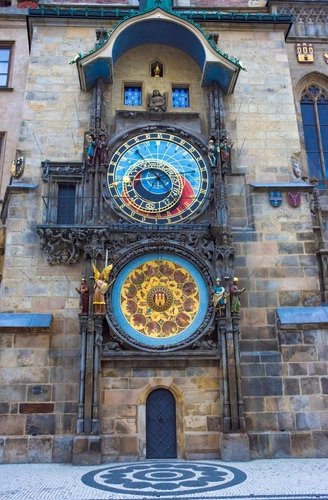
76,8,241,95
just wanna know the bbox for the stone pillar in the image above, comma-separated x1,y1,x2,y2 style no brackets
92,315,103,435
72,314,103,465
233,317,245,432
219,322,231,433
219,315,250,461
76,314,88,434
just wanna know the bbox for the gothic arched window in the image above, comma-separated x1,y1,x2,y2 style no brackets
300,84,328,182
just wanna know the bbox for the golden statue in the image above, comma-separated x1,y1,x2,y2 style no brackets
154,64,161,77
92,263,113,315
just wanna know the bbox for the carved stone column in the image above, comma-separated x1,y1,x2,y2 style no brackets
72,313,103,465
77,314,88,434
92,315,104,434
219,321,231,433
233,317,245,432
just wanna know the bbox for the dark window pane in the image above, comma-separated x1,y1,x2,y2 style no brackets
303,125,319,151
57,184,75,224
325,154,328,179
320,125,328,151
301,102,316,125
318,102,328,125
306,152,323,179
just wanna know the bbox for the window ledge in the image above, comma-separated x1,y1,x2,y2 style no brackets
1,182,38,224
0,87,14,92
247,181,315,191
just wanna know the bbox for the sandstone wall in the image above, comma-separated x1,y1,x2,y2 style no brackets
0,14,30,203
101,359,221,460
242,327,328,458
0,324,78,463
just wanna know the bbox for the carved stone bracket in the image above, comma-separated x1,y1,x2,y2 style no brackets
41,160,84,183
36,226,89,265
36,224,236,282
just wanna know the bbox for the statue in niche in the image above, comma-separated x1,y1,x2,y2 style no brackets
230,277,246,315
94,133,109,166
92,263,113,315
75,278,89,315
86,133,97,165
208,136,218,167
147,89,167,112
219,134,233,166
154,64,161,77
151,61,163,78
212,278,228,316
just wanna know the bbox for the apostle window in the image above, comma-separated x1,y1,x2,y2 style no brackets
124,85,142,106
40,161,85,225
172,87,190,108
300,84,328,183
0,46,12,88
57,183,76,224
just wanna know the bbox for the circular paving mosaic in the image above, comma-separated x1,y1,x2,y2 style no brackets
81,461,247,497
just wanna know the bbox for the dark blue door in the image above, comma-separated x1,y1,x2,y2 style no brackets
146,389,177,458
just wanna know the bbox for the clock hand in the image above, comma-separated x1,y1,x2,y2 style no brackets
179,169,196,175
135,149,157,170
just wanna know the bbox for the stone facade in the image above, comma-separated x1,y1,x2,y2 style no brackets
0,12,29,202
0,0,328,463
100,359,221,460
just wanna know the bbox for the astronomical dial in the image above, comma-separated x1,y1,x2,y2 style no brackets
107,132,210,224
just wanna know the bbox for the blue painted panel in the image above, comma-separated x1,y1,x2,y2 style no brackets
277,307,328,325
202,62,233,92
0,313,53,328
112,20,205,70
84,58,112,90
124,86,142,106
172,87,189,108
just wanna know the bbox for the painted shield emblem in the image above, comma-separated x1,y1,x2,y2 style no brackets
268,190,283,208
287,191,301,208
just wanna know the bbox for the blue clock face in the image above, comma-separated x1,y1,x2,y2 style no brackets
107,132,210,224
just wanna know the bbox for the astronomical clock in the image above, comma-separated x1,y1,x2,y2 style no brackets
104,128,215,352
107,131,210,225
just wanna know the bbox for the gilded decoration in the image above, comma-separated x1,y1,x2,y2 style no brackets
121,259,199,339
108,251,212,350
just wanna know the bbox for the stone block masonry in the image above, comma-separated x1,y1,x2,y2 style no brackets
0,322,79,463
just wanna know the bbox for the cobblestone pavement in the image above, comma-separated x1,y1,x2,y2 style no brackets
0,458,328,500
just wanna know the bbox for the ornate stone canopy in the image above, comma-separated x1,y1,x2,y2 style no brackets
75,8,243,94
